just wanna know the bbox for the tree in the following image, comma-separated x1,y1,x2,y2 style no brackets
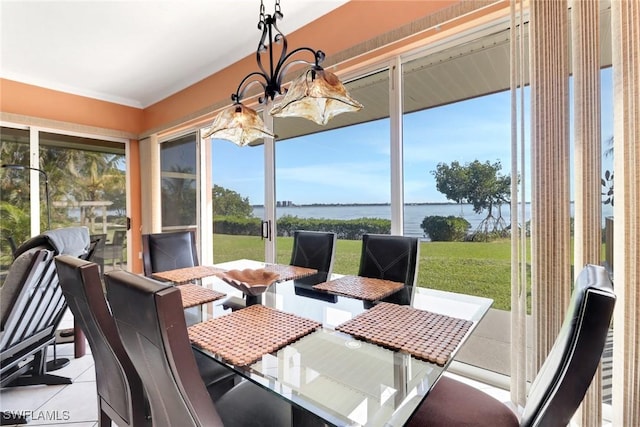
213,184,253,217
432,161,468,206
432,160,511,234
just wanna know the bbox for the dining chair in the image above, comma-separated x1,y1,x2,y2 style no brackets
289,230,337,295
406,264,616,427
358,233,419,305
290,230,337,280
55,255,149,427
104,270,317,427
142,230,198,277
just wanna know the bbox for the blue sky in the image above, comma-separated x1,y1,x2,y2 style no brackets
212,68,613,205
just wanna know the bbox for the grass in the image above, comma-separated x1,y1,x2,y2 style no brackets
212,234,516,310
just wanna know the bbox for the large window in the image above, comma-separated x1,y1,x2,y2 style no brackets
161,133,198,229
1,127,127,270
210,135,265,263
401,25,521,379
273,69,391,272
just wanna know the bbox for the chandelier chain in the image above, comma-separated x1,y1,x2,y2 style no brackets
258,0,266,29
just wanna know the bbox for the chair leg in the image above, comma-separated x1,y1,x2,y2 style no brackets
7,347,72,386
98,401,112,427
9,373,72,386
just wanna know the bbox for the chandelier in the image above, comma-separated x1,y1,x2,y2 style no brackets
204,0,363,146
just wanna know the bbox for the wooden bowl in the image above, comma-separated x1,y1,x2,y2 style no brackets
218,268,280,296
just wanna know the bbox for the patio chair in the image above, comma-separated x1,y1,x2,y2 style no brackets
142,230,198,277
88,233,107,276
358,233,419,305
103,229,126,268
406,264,616,427
0,227,90,388
104,270,321,427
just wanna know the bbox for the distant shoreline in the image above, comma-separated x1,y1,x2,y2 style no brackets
251,202,533,208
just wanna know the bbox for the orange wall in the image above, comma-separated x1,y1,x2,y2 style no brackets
142,0,458,131
0,79,143,134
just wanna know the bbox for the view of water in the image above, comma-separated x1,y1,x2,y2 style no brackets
254,203,614,239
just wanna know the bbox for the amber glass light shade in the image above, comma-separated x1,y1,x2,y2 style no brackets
203,103,274,147
270,68,363,125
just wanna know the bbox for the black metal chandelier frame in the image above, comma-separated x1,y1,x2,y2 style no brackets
230,0,326,106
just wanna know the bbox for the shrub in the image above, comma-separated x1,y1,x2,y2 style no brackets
277,215,390,240
213,215,391,240
213,215,262,236
421,215,470,241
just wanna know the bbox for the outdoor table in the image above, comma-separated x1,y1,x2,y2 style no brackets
185,259,493,427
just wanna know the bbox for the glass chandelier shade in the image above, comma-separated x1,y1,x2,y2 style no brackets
270,68,363,125
202,103,274,147
204,0,362,147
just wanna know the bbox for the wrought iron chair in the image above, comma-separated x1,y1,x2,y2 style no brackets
104,270,321,427
142,230,198,277
406,264,616,427
358,233,419,305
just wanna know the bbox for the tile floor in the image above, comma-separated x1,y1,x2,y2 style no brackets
1,309,512,427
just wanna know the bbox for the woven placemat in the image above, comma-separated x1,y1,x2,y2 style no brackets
264,264,317,282
312,276,405,301
336,302,473,366
188,304,321,366
151,265,227,284
177,284,226,309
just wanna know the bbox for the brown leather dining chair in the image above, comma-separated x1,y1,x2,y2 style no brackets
55,255,149,427
55,256,236,426
406,264,616,427
142,230,198,277
358,233,419,305
104,269,320,427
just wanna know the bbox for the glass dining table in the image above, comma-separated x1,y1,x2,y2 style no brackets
179,259,493,427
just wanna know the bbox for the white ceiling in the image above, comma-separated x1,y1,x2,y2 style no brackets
0,0,349,108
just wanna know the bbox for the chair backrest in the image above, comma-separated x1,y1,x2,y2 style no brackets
290,230,336,280
104,270,224,427
142,230,199,277
357,233,419,305
111,229,126,246
521,264,616,427
89,234,107,258
88,234,107,272
55,255,148,427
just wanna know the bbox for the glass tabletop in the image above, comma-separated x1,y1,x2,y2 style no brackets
193,259,493,426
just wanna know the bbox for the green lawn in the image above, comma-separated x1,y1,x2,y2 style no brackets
212,234,516,310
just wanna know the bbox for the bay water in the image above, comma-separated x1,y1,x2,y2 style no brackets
253,203,614,239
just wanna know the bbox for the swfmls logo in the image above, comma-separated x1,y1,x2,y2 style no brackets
2,410,71,422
